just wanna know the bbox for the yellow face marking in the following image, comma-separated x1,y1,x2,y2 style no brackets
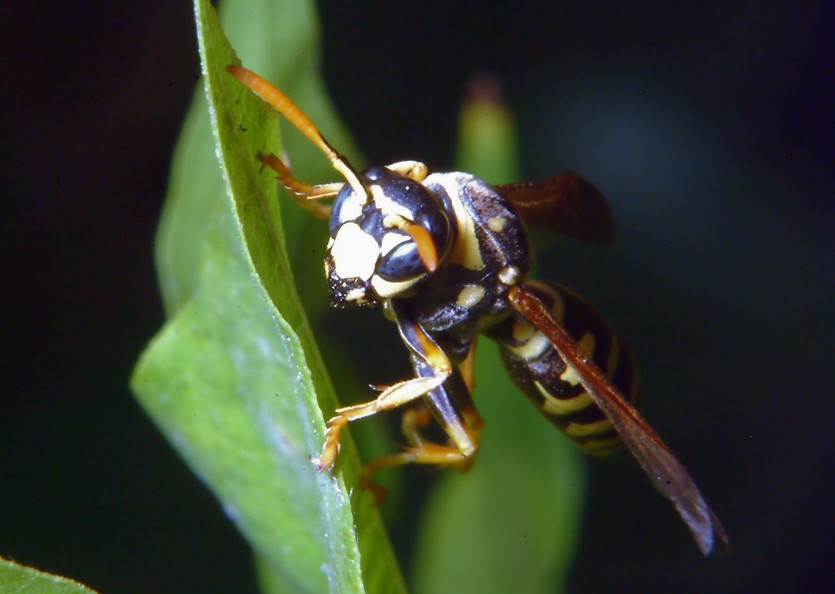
344,287,367,302
370,185,415,220
564,418,612,438
370,273,423,298
535,381,593,416
456,284,487,309
487,216,507,232
330,222,378,281
335,190,364,225
380,231,409,255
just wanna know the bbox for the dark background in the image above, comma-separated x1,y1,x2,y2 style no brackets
2,1,832,593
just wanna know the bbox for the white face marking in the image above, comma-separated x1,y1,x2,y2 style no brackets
337,191,364,225
455,284,486,308
329,222,379,281
380,231,410,256
345,287,367,302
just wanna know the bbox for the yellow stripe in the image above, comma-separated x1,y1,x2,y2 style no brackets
578,332,595,356
564,418,611,438
432,175,485,271
535,381,593,416
559,363,580,386
558,333,595,385
506,332,551,361
581,436,621,456
511,320,535,343
547,284,565,321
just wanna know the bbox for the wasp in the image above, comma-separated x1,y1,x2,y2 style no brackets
227,64,729,555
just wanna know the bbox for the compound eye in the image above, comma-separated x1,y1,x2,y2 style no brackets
376,234,424,281
417,206,451,253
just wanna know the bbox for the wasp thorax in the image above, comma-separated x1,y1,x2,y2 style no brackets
325,166,453,307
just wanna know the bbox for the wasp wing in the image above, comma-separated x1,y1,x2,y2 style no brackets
496,172,616,247
509,285,730,555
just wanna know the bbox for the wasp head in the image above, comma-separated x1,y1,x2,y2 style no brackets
325,165,453,307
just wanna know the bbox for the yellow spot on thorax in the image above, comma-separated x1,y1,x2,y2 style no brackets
487,216,507,232
456,284,487,308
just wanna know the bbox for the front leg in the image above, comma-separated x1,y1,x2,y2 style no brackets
317,301,455,470
317,302,482,487
316,371,450,470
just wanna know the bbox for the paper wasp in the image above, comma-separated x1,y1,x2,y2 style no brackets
226,64,729,555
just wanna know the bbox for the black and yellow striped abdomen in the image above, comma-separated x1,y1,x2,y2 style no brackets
489,281,639,455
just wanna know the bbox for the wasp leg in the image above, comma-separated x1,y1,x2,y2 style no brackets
358,393,483,504
317,370,451,471
394,405,433,447
257,152,339,218
354,312,484,502
357,442,477,505
356,373,485,503
460,337,477,393
317,304,484,485
357,404,433,503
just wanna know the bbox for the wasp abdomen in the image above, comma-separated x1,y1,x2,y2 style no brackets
490,281,638,455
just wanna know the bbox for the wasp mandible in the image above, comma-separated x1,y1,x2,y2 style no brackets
226,64,729,556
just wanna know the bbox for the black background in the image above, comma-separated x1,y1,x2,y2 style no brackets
1,1,832,593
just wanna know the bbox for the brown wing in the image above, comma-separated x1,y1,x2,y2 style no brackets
508,285,730,556
496,172,616,247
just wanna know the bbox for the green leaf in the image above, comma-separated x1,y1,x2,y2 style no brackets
132,1,404,593
411,84,585,594
0,558,97,594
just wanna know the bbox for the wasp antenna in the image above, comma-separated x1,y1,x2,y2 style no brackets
383,215,439,272
226,64,368,201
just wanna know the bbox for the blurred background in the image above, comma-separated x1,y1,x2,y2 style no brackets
1,1,831,593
